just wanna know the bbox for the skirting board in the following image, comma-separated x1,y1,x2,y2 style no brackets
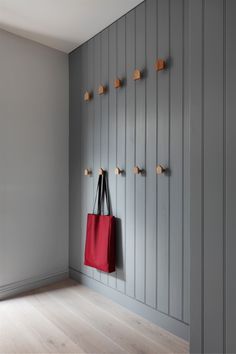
0,270,68,300
69,267,189,341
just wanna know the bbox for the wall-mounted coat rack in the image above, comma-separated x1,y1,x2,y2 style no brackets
133,69,142,81
155,59,166,71
114,79,122,89
84,91,92,101
98,85,106,95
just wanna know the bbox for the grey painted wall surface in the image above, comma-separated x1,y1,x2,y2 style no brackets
189,0,236,353
0,30,69,289
69,0,190,339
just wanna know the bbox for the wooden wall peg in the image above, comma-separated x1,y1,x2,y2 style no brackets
133,166,143,175
84,91,92,101
84,168,92,176
133,69,142,81
115,167,123,175
114,79,122,89
156,164,166,175
155,59,166,71
98,168,105,175
98,85,106,95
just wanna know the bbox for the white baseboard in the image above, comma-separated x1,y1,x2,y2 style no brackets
69,267,189,342
0,270,68,300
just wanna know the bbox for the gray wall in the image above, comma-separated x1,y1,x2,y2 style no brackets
0,29,69,295
69,0,190,340
189,0,236,353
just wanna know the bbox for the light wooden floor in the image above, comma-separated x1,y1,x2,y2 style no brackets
0,279,189,354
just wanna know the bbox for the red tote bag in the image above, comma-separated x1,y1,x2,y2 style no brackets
84,172,116,273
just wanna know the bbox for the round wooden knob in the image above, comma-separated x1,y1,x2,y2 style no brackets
156,165,166,175
133,166,142,175
98,168,105,175
115,167,123,175
84,168,91,176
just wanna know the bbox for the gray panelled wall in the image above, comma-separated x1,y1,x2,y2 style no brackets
69,0,190,341
70,0,236,351
189,0,236,353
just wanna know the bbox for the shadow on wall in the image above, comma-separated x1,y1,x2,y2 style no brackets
115,218,125,281
105,176,125,281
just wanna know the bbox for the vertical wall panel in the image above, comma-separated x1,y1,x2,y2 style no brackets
69,49,83,271
85,39,95,279
157,0,170,315
189,0,235,353
80,44,93,277
135,2,146,303
203,0,224,352
108,23,117,289
100,29,109,285
116,18,126,293
182,0,190,323
189,0,203,351
93,35,101,282
226,2,236,353
145,0,157,309
183,0,190,324
77,49,84,274
125,11,136,298
169,0,184,320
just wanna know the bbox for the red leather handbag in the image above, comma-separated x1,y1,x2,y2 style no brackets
84,172,116,273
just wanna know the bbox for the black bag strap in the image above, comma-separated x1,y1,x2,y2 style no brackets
101,172,111,215
93,172,112,215
93,174,103,214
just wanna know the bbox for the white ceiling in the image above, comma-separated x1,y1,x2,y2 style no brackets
0,0,143,53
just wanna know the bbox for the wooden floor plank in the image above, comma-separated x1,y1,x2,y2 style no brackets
70,282,189,353
0,297,82,354
29,292,126,353
47,289,166,353
0,279,189,354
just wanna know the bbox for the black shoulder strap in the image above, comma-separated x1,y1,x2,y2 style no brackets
93,174,102,214
101,172,111,215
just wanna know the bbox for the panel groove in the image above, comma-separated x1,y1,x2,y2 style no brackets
134,8,137,300
222,1,226,353
168,0,171,317
115,22,118,290
155,0,158,311
201,1,205,351
181,0,185,323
